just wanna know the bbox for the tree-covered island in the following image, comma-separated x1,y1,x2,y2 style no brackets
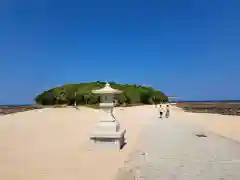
35,81,168,106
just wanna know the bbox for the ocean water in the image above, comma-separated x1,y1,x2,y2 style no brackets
0,104,33,107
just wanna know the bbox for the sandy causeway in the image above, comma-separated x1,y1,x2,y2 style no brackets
0,105,240,180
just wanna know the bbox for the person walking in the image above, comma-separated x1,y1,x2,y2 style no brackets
158,104,164,118
165,104,170,118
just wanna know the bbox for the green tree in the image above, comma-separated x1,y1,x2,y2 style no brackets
140,91,152,104
115,93,127,104
75,93,84,105
83,94,91,104
52,89,67,104
34,81,168,106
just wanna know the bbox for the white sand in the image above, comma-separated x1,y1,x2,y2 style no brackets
116,106,240,180
0,106,152,180
0,105,240,180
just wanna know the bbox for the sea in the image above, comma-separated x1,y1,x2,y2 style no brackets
0,104,33,108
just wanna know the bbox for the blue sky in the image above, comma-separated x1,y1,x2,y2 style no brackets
1,0,240,104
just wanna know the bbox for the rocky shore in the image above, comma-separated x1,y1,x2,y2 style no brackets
0,105,43,115
177,102,240,116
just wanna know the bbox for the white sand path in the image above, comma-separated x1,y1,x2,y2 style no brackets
172,106,240,143
0,106,153,180
116,106,240,180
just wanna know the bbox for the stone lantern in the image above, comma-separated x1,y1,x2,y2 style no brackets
90,83,126,149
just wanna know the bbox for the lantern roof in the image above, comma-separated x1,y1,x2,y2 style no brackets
92,83,122,94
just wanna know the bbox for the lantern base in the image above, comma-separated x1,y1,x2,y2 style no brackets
90,129,126,150
95,120,120,132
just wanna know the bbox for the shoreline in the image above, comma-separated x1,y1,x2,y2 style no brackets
2,101,240,116
0,105,43,116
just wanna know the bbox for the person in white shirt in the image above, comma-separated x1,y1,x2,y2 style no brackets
158,104,164,118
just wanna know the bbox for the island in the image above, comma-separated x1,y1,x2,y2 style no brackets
34,81,168,106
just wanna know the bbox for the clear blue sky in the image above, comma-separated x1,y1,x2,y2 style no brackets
1,0,240,104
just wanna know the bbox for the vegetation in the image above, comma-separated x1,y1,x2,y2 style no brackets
34,81,168,106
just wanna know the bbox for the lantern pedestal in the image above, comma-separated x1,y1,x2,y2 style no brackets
90,83,126,150
90,129,126,150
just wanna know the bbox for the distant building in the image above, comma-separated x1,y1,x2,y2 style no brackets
167,96,181,103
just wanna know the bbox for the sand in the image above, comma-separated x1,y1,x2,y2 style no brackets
0,106,153,180
0,105,240,180
172,106,240,143
115,106,240,180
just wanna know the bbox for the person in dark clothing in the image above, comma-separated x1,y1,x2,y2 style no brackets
165,104,170,118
